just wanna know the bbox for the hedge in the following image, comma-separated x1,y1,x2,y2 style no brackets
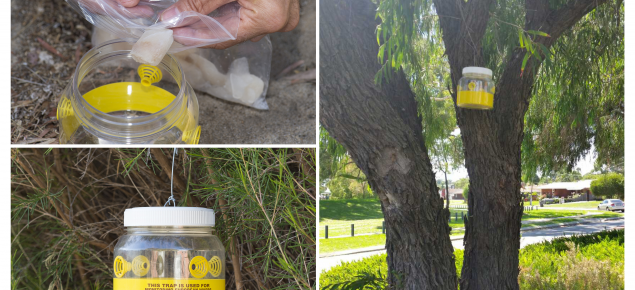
321,229,624,289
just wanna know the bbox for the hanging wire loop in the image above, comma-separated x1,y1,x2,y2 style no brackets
164,147,178,207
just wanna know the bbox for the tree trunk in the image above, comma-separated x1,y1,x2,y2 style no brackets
431,0,608,288
445,171,450,209
320,0,457,289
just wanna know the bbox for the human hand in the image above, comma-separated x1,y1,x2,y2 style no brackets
117,0,300,49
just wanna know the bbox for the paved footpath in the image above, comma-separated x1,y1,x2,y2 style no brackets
318,218,624,274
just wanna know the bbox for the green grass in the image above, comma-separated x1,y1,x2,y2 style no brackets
319,201,624,253
522,209,587,219
319,209,468,238
543,201,602,209
581,212,623,218
320,230,465,254
320,199,384,222
320,199,605,238
320,235,386,254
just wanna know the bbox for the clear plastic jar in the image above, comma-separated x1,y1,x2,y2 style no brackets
57,39,201,144
457,67,495,110
113,207,225,289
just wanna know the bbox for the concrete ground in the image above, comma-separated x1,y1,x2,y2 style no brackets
318,218,625,274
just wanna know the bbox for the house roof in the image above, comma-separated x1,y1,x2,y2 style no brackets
447,188,463,194
537,180,593,191
520,187,540,193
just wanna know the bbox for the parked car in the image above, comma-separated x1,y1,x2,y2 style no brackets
541,198,559,205
597,199,624,212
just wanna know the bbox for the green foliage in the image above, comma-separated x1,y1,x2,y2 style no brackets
538,168,584,183
319,128,373,200
320,254,388,289
462,185,469,200
320,127,348,184
320,230,624,289
582,173,603,180
326,163,373,200
590,173,624,199
522,1,624,178
453,178,469,190
519,230,624,289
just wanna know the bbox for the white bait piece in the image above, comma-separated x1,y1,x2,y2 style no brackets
226,73,265,105
131,29,174,66
224,58,265,105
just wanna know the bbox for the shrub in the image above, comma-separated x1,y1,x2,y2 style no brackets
320,230,624,289
591,173,624,199
519,241,623,289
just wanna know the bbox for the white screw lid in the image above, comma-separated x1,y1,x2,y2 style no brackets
124,207,215,227
462,66,493,77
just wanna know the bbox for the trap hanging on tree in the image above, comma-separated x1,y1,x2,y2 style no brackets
457,67,495,110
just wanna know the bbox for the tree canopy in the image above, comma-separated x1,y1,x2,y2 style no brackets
590,173,624,200
522,1,624,179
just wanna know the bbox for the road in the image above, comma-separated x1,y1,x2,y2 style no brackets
318,218,624,274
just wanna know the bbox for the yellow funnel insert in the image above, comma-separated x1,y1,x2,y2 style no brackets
138,64,163,87
189,256,222,278
57,64,201,144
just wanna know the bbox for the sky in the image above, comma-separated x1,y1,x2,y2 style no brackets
435,145,597,182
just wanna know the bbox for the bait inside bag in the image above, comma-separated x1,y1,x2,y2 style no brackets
67,0,240,52
174,38,272,110
92,27,272,109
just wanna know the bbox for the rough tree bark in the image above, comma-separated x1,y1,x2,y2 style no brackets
320,0,457,289
431,0,609,289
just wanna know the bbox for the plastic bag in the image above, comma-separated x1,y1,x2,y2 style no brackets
175,39,272,110
67,0,240,53
93,27,272,110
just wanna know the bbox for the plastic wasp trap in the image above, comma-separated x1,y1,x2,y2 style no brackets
57,39,201,144
113,207,226,289
457,67,495,110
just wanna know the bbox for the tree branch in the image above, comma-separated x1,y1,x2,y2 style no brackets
433,0,497,81
544,0,609,42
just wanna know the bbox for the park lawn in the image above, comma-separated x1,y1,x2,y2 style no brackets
320,235,386,254
319,212,623,253
320,230,465,254
320,199,600,238
521,209,589,219
582,212,623,218
320,199,384,222
319,209,468,238
543,201,602,209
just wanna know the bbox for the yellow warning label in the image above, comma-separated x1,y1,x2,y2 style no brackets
113,278,225,290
